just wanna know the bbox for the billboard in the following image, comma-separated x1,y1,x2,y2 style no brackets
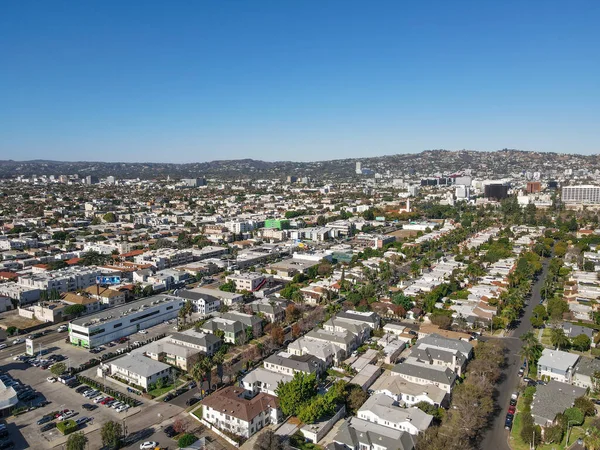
96,276,121,285
25,339,34,356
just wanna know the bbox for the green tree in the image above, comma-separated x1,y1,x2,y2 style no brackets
255,430,283,450
275,372,317,417
100,420,123,449
572,333,591,352
50,362,67,376
550,327,570,350
574,396,596,416
64,304,86,317
219,280,236,292
103,212,117,223
345,384,368,414
564,407,584,426
543,425,563,444
392,292,414,310
66,432,88,450
530,304,547,328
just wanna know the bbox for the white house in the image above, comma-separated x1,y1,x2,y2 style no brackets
357,393,433,435
109,353,172,390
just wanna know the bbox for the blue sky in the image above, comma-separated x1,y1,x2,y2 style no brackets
0,0,598,162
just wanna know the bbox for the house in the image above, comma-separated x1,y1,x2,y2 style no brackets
331,417,415,450
183,286,243,306
248,298,286,323
221,311,263,338
287,336,344,367
357,393,433,435
201,317,246,344
531,380,586,426
349,364,382,391
572,356,600,390
370,370,448,407
390,360,457,394
562,322,594,339
170,330,222,356
240,367,293,396
109,353,172,390
304,328,358,357
263,352,325,377
537,349,580,383
84,285,127,307
200,386,281,438
225,272,268,292
407,333,473,376
144,339,202,372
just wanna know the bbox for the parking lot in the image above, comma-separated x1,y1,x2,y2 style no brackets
1,318,182,448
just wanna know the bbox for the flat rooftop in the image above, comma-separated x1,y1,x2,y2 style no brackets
71,294,181,327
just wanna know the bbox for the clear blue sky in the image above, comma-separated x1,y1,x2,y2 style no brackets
0,0,598,163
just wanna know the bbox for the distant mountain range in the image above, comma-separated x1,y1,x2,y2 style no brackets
1,150,598,180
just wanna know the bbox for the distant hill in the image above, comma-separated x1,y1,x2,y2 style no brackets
0,150,597,180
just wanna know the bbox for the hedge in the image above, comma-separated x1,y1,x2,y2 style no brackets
57,419,78,435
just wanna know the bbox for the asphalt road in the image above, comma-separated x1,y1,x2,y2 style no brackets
480,258,550,450
0,328,67,359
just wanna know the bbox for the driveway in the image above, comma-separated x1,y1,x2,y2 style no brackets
480,258,550,450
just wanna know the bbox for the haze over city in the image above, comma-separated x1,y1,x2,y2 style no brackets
1,0,599,162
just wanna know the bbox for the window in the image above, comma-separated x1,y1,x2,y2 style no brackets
71,329,88,337
113,323,122,329
166,306,173,310
130,309,160,323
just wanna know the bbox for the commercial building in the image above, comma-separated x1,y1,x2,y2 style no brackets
0,380,19,418
562,185,600,204
69,294,184,348
483,183,510,200
264,219,290,230
526,181,542,194
18,266,102,294
181,178,206,187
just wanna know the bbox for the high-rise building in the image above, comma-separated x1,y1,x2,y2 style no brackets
181,178,206,187
484,183,509,200
562,185,600,204
526,182,541,194
355,162,362,174
455,185,470,200
85,175,99,185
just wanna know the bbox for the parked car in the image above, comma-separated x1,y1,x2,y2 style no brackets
140,442,158,450
57,325,68,332
164,425,176,437
12,339,23,345
138,330,148,334
0,344,7,350
508,406,516,415
186,397,200,407
37,416,53,425
76,417,90,426
47,377,57,383
116,405,129,413
40,422,56,432
82,403,97,411
518,367,524,377
510,398,517,407
76,386,89,394
505,417,513,430
0,441,15,449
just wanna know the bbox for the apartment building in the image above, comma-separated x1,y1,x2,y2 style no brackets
134,249,193,270
18,266,101,294
263,352,324,377
109,353,172,390
225,272,267,292
201,386,281,438
357,393,433,435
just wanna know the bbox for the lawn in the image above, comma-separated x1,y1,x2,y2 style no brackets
148,379,183,398
541,328,553,347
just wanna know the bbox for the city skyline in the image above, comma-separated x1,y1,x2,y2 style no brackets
1,0,599,162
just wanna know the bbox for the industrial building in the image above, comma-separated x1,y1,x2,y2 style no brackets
69,294,184,348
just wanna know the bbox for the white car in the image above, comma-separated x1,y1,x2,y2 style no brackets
0,344,7,350
93,395,107,404
47,377,57,383
116,404,130,413
138,329,147,334
12,338,24,345
140,442,158,450
57,326,67,332
58,411,75,421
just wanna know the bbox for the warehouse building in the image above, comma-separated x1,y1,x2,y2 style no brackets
69,294,184,348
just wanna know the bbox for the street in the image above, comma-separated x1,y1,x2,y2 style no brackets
480,258,550,450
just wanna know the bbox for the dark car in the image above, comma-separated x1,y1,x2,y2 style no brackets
186,397,200,407
76,386,89,394
163,395,173,402
537,380,547,386
37,416,52,425
0,441,14,449
188,381,196,389
505,418,513,430
527,380,537,387
40,422,56,432
82,403,97,411
523,377,533,384
164,425,176,438
506,413,514,421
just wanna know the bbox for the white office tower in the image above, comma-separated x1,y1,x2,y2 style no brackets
562,185,600,204
408,185,420,197
455,185,470,200
356,162,362,174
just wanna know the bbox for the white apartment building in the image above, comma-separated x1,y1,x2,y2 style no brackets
134,249,193,270
357,393,433,436
225,272,267,292
201,386,282,438
562,185,600,204
18,266,101,294
109,353,172,390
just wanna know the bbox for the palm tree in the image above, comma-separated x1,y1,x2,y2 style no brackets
520,331,538,347
189,362,204,392
550,327,570,350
